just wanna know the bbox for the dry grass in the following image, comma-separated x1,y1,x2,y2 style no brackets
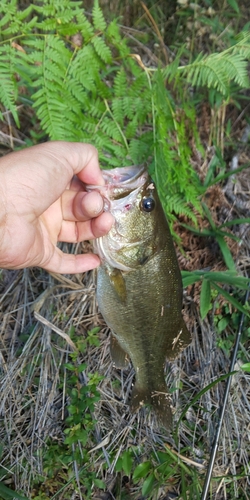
0,164,250,499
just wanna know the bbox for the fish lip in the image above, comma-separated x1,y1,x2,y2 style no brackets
86,165,147,199
102,164,145,187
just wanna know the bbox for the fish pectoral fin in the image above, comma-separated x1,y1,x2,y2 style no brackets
110,333,130,369
129,382,173,430
107,268,127,303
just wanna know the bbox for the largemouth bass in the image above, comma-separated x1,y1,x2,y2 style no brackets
87,166,191,428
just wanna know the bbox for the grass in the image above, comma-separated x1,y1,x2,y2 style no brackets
0,236,250,498
0,1,250,498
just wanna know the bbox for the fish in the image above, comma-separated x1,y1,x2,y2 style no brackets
87,165,191,429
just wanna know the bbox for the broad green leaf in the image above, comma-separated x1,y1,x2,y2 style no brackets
76,363,87,374
182,274,200,288
142,473,156,497
93,478,106,489
240,363,250,372
200,279,211,319
216,235,236,272
132,461,152,481
122,451,133,477
181,270,250,289
217,317,229,332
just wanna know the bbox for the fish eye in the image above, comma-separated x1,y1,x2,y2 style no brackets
141,197,155,212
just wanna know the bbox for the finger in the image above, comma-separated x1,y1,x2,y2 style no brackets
41,248,101,274
61,190,105,222
58,211,114,243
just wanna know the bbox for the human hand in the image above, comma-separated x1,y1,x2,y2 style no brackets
0,141,113,274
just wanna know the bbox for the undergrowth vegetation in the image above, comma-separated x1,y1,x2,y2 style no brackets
0,0,250,499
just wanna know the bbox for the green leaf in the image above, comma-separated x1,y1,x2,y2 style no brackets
227,0,240,13
93,478,106,489
64,363,75,371
219,217,250,228
142,473,156,496
76,363,87,374
181,270,250,290
0,482,29,500
217,317,229,332
200,279,211,319
216,235,236,272
132,461,152,481
241,363,250,372
122,450,133,476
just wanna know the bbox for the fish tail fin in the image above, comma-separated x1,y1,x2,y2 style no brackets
151,388,173,429
130,383,173,430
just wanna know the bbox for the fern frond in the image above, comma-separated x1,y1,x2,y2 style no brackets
69,45,103,91
180,44,250,95
92,0,107,32
231,31,250,58
0,0,36,36
27,35,76,139
92,36,112,63
128,136,152,164
0,44,19,124
112,98,124,125
76,12,94,42
114,69,128,97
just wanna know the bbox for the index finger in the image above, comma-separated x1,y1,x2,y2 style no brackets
64,142,105,186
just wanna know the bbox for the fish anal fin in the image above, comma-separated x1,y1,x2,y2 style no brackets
110,333,130,369
130,382,173,430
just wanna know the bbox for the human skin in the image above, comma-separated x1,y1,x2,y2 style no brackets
0,141,113,274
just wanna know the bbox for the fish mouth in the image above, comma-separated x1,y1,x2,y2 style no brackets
86,165,146,201
86,165,149,271
102,165,145,189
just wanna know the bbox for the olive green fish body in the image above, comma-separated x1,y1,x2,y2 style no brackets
88,166,191,428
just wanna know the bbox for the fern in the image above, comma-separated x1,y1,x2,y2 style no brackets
178,38,250,96
0,44,19,124
0,0,250,222
92,36,112,64
152,68,201,219
26,36,76,140
92,0,107,32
